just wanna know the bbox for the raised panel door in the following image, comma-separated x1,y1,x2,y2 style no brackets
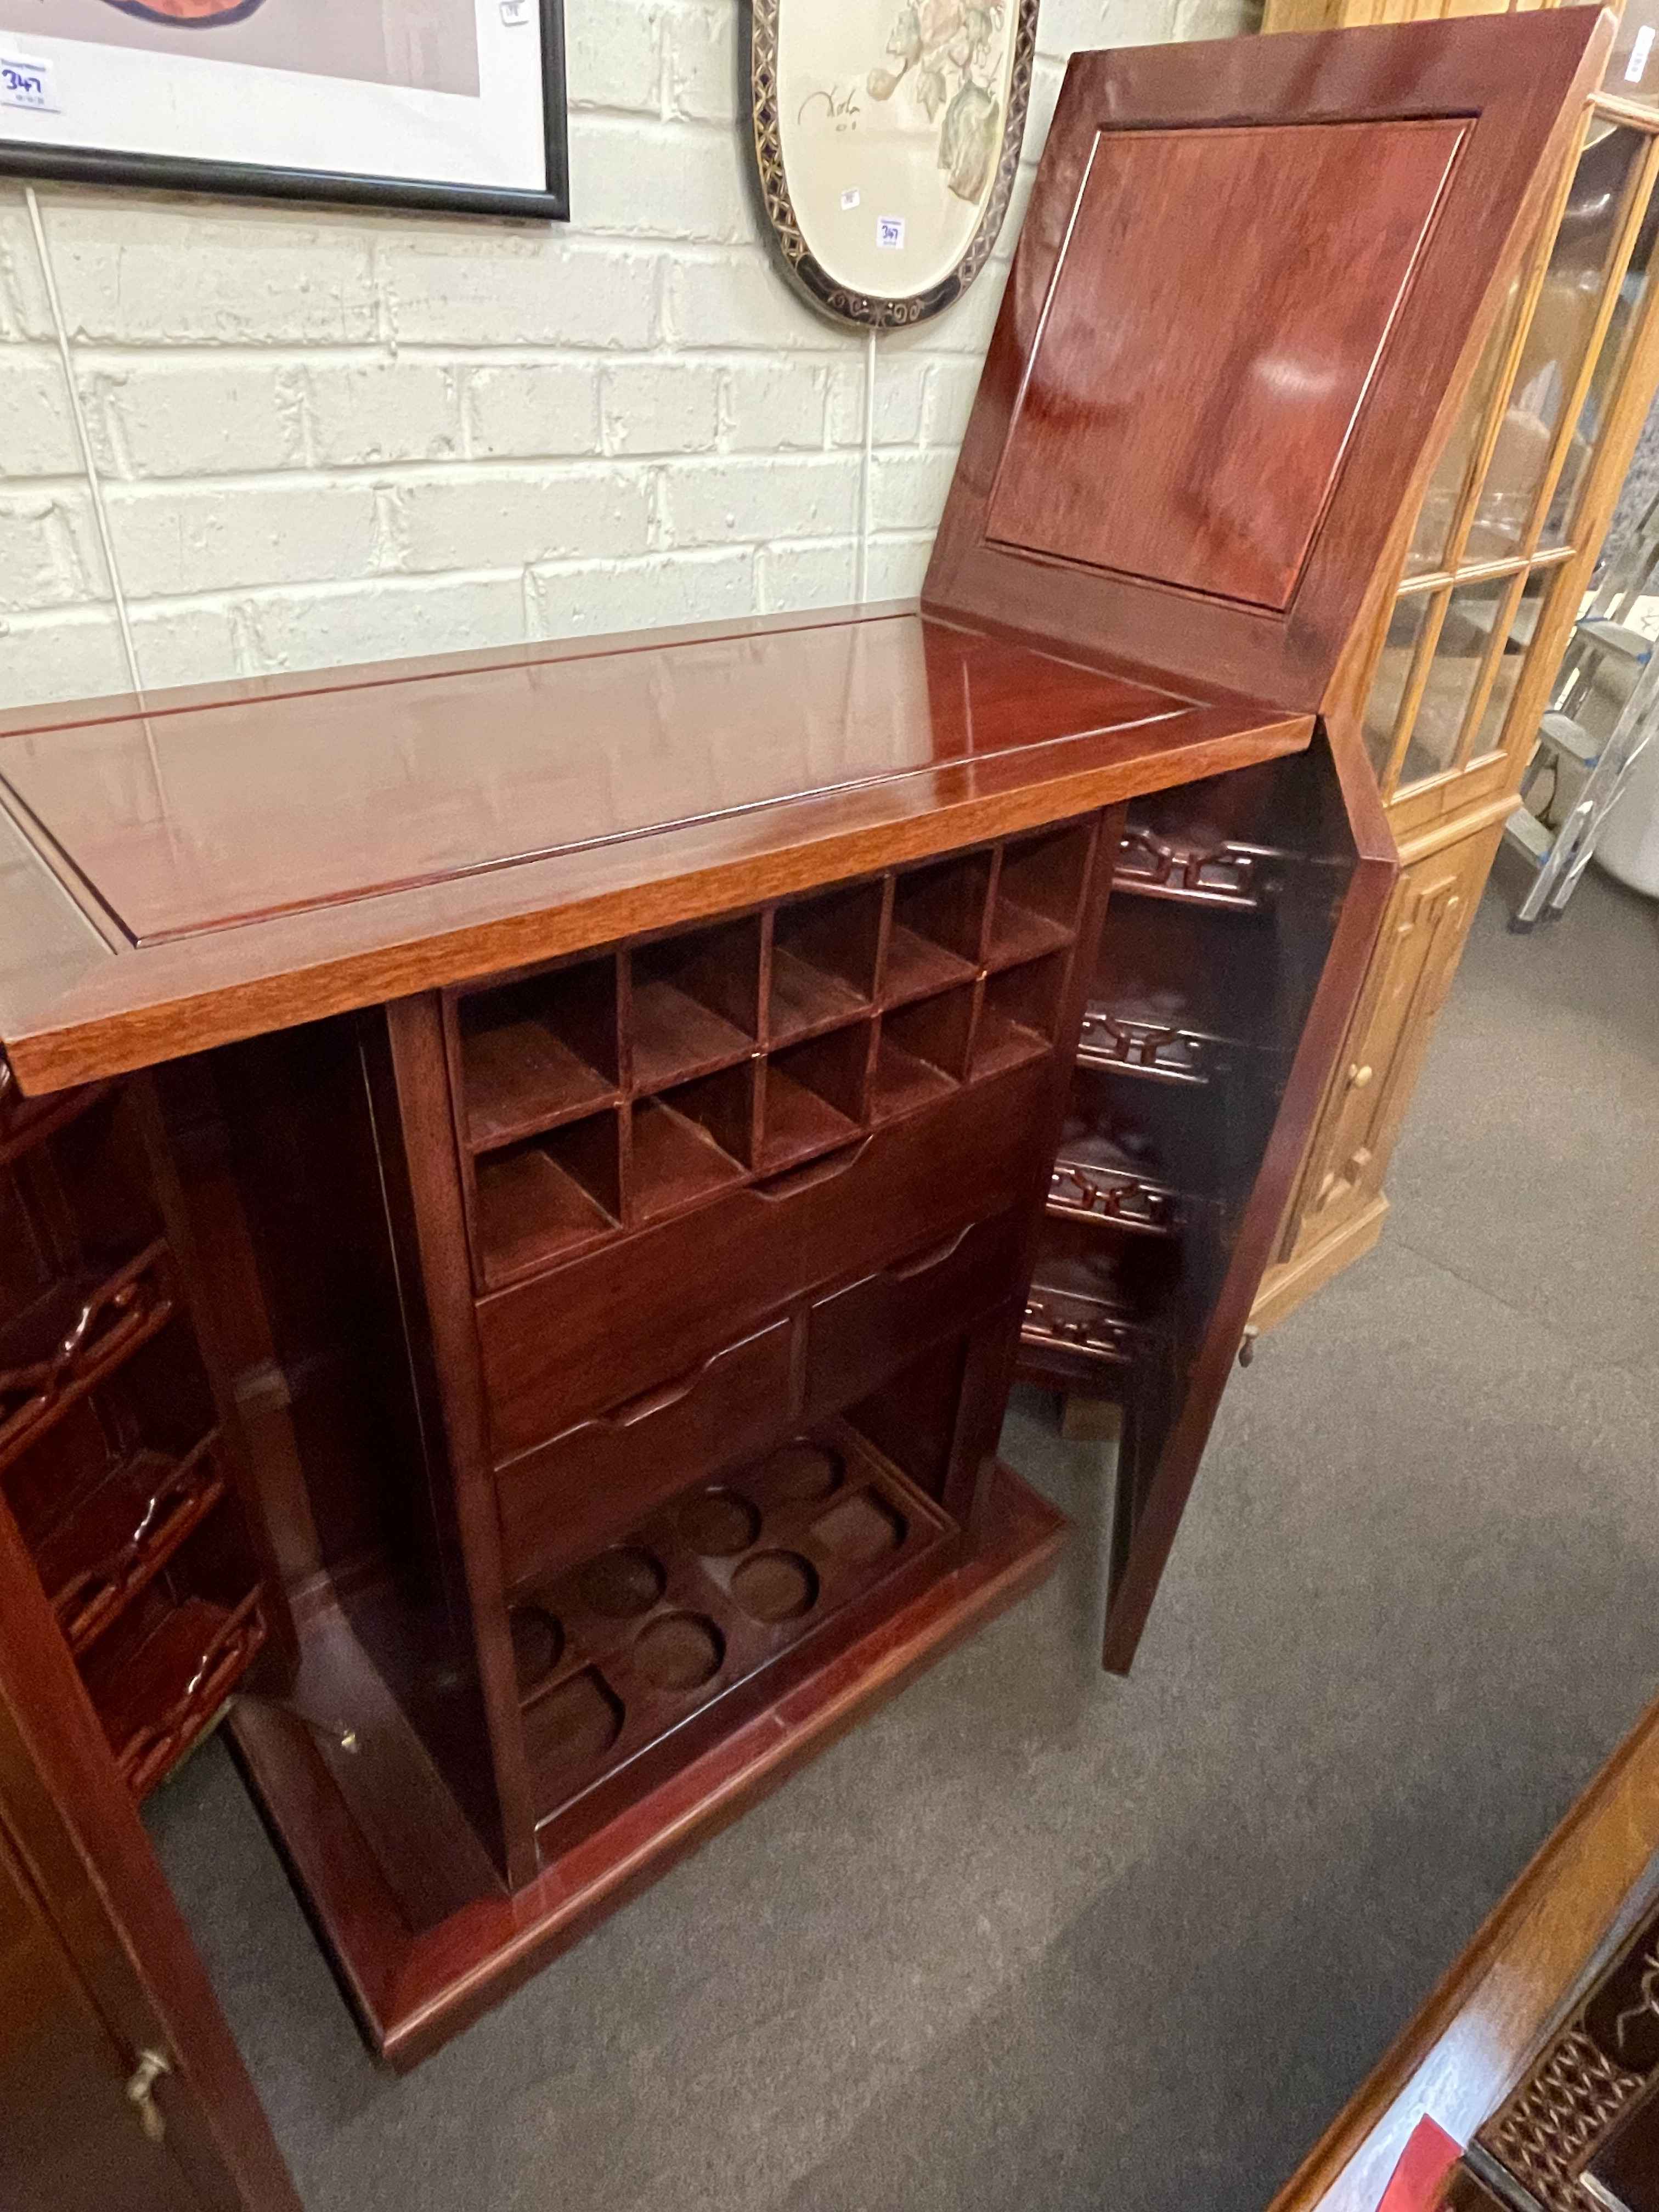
1277,820,1499,1266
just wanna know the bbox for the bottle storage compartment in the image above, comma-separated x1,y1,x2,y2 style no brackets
973,953,1068,1077
1048,1120,1183,1237
629,916,763,1093
450,823,1097,1291
1114,766,1296,916
1079,896,1289,1088
1023,1215,1178,1380
32,1423,227,1656
883,849,992,1003
82,1571,267,1798
759,1025,871,1173
512,1420,956,1836
456,956,622,1154
473,1114,624,1286
768,882,883,1044
987,823,1092,967
0,1242,180,1468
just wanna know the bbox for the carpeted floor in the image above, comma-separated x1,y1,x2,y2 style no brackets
148,863,1659,2212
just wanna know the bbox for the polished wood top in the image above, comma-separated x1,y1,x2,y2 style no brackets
0,612,1184,945
0,605,1309,1094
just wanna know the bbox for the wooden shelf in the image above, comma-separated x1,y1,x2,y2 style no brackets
766,946,869,1046
869,1036,958,1122
971,1009,1050,1078
973,956,1066,1079
512,1425,956,1831
1113,823,1283,913
0,1243,179,1471
756,1065,860,1175
476,1139,620,1288
881,924,976,1006
769,882,882,1043
1076,1006,1216,1086
84,1586,267,1799
230,1461,1066,2066
631,1099,747,1224
1048,1133,1182,1237
630,983,754,1094
463,1020,618,1152
35,1433,225,1655
984,898,1074,970
0,1073,110,1172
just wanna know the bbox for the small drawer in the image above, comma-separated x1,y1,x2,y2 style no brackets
496,1316,796,1590
804,1208,1026,1423
479,1054,1052,1459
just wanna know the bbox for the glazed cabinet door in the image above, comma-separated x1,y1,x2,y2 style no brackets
1260,819,1500,1318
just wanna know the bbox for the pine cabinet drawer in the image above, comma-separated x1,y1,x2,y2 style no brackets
495,1316,795,1590
804,1208,1026,1422
477,1056,1051,1459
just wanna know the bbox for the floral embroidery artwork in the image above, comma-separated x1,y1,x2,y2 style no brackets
866,1,1007,202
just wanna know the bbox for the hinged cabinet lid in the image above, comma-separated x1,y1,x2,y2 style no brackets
924,9,1615,712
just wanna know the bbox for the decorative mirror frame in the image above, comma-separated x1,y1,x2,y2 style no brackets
747,0,1041,329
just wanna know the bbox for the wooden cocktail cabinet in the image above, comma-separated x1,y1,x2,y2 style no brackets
0,9,1615,2195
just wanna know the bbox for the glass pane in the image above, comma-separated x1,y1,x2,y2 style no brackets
1404,276,1521,578
1546,187,1659,543
1362,594,1431,783
1465,126,1645,564
1466,568,1555,763
1606,0,1659,106
1398,575,1516,791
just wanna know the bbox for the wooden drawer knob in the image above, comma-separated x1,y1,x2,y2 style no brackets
1347,1062,1374,1089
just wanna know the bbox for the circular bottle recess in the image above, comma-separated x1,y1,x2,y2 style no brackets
578,1546,667,1618
678,1487,763,1557
633,1612,725,1692
732,1550,820,1624
508,1605,563,1691
763,1442,844,1503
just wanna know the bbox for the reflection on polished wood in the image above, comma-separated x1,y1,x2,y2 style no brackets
988,120,1468,610
0,609,1305,1094
0,616,1184,945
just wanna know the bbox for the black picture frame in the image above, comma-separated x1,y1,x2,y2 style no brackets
0,0,568,221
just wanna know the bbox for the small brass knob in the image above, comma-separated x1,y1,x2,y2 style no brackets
1348,1063,1374,1089
126,2049,171,2146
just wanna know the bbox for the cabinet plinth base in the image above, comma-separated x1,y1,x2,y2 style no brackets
1250,1192,1389,1336
229,1461,1066,2070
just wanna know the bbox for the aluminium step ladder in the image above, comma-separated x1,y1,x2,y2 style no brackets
1505,494,1659,927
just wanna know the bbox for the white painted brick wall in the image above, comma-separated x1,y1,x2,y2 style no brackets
0,0,1252,709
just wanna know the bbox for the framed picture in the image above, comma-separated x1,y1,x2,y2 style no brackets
748,0,1039,329
0,0,567,219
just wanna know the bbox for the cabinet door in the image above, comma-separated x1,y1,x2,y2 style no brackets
0,1500,300,2212
1273,819,1500,1283
0,1816,207,2212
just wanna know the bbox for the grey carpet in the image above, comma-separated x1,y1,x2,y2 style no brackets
148,865,1659,2212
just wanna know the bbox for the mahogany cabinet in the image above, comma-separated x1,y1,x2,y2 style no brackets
0,10,1622,2182
1252,0,1659,1332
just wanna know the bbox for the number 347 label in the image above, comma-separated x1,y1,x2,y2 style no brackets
0,54,60,112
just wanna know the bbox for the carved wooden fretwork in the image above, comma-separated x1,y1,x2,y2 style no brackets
1076,1008,1214,1087
1114,827,1282,914
0,1242,178,1468
1047,1158,1181,1235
